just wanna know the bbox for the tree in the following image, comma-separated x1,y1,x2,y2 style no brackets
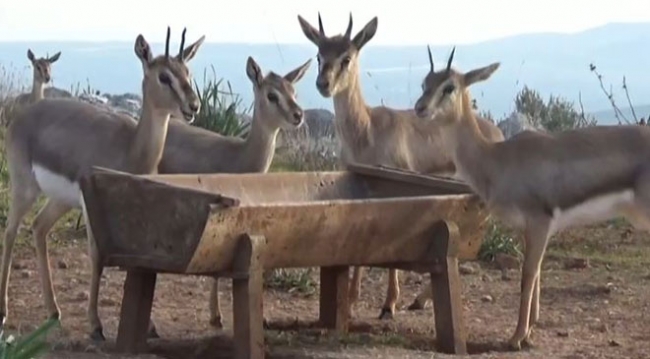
514,86,596,132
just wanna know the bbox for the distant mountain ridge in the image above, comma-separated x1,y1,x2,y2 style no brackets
1,22,649,124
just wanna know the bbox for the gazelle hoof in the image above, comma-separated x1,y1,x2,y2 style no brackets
407,300,425,311
147,322,160,339
378,307,394,320
89,327,106,342
209,316,223,329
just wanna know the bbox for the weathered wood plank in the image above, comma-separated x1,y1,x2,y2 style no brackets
187,195,487,273
318,266,350,332
115,270,157,353
429,221,467,355
232,234,266,359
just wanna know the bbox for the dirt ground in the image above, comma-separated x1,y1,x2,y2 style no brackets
4,219,650,359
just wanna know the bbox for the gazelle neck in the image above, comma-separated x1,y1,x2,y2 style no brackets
441,91,493,196
128,96,171,174
240,103,280,172
332,64,371,140
31,77,45,102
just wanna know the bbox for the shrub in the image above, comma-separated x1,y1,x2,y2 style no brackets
192,66,251,137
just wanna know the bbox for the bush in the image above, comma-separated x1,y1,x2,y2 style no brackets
192,66,251,138
515,86,596,132
478,220,521,263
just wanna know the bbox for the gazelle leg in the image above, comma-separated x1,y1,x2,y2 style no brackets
407,284,432,310
209,276,223,328
379,269,399,319
32,199,72,321
527,275,541,339
0,183,39,326
508,219,550,351
83,200,105,341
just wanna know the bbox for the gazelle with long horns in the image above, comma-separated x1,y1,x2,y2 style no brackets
0,27,205,341
412,46,650,350
297,13,504,320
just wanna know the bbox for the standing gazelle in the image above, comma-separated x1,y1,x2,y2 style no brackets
158,56,312,329
413,47,650,350
297,13,504,320
0,27,205,341
14,49,61,105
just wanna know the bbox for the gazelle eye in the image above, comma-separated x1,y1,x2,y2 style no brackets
267,92,278,103
341,56,351,67
158,72,172,85
443,84,455,95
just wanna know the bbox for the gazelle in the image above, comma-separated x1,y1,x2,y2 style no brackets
157,55,311,329
297,13,504,319
0,27,205,341
412,46,650,350
13,49,61,105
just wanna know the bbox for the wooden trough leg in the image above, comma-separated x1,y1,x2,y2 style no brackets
318,266,350,332
429,221,467,355
115,269,157,353
232,234,266,359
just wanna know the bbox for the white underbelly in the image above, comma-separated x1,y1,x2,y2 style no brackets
32,164,82,208
550,190,634,233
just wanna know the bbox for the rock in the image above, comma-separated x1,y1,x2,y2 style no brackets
12,261,27,270
495,253,520,270
57,260,68,269
76,291,90,301
20,270,31,279
459,262,479,275
608,339,622,347
556,330,569,337
480,295,493,303
564,257,589,270
496,112,541,139
99,298,118,307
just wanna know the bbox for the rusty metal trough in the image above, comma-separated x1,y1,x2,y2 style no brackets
79,163,490,359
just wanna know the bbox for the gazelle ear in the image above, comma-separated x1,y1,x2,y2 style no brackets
27,49,35,62
47,51,61,63
178,35,205,63
246,56,263,87
297,15,322,46
464,63,500,86
134,34,153,69
351,17,378,50
284,58,312,84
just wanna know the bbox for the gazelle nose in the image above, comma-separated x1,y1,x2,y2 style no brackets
414,103,427,117
189,101,200,113
316,78,330,89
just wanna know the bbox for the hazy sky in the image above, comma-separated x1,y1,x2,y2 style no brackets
1,0,649,44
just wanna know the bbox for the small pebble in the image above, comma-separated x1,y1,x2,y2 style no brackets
481,295,493,303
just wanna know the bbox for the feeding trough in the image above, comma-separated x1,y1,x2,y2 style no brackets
79,163,490,358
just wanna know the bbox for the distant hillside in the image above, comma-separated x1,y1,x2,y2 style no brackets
1,22,649,120
591,104,650,125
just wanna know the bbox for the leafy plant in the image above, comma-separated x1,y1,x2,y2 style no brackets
192,65,251,137
478,220,522,262
0,317,59,359
264,268,317,295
